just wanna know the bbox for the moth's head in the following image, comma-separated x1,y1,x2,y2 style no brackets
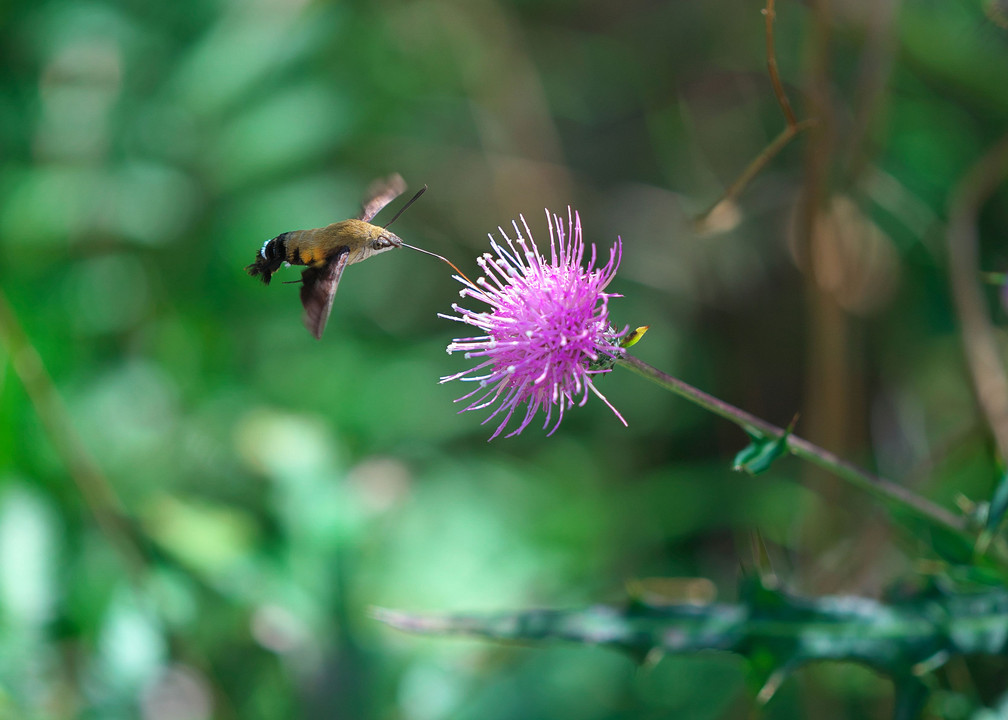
369,229,402,253
358,182,424,262
355,224,402,262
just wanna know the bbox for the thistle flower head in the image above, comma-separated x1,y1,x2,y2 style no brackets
440,208,627,440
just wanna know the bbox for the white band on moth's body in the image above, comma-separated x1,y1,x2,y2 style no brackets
260,237,272,258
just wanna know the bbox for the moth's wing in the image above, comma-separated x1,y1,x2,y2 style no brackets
358,173,406,223
300,248,350,340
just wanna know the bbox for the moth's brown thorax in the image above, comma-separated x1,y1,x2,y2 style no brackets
284,219,389,267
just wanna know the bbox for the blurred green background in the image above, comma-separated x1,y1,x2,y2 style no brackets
1,0,1008,717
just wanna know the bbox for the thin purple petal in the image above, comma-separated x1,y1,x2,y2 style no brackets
441,208,627,440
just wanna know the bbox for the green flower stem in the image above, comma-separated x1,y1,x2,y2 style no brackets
616,353,968,535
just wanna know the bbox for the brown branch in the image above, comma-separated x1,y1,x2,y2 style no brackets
694,2,814,229
694,118,816,230
0,287,145,573
947,134,1008,462
764,0,798,127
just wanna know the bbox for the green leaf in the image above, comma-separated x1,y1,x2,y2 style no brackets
893,677,931,720
985,468,1008,533
733,423,793,476
620,325,649,349
929,521,977,565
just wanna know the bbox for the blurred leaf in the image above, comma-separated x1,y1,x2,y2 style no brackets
969,684,1008,719
0,166,105,249
62,253,150,334
170,6,335,116
140,494,258,577
900,4,1008,117
96,587,166,696
0,483,58,627
211,82,353,189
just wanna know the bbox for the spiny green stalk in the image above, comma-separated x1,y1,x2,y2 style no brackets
376,576,1008,717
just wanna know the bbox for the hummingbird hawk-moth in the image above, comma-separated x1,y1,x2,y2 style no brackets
246,174,424,339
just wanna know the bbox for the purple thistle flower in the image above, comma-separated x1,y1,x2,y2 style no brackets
440,208,627,440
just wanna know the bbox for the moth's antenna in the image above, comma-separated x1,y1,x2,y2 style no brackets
384,184,427,229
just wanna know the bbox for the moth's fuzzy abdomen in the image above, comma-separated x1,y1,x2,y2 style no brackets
246,232,291,284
